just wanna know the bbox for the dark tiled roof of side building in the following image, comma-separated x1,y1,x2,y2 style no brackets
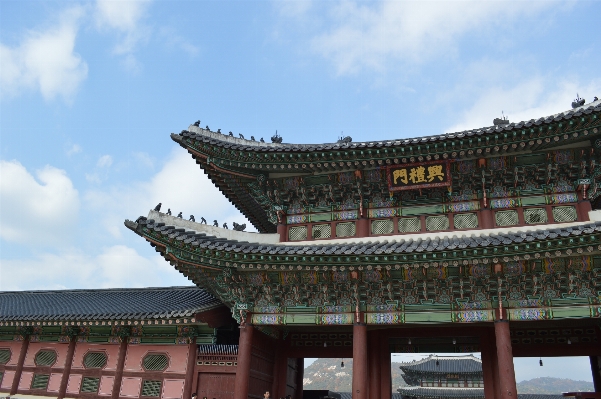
399,355,482,374
396,388,564,399
0,286,222,322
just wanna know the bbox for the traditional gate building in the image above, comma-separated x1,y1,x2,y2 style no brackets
122,99,601,399
3,99,601,399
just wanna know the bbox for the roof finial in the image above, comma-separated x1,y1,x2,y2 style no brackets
572,93,586,108
493,111,509,126
337,131,352,143
271,130,283,143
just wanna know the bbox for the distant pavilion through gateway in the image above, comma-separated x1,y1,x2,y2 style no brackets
124,98,601,399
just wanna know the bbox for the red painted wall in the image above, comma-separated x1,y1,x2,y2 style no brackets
24,342,70,368
124,345,190,374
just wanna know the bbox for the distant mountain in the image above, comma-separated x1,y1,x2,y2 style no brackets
303,358,408,392
517,377,594,394
303,359,594,394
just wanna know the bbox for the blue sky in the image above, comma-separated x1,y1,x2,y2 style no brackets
1,0,600,381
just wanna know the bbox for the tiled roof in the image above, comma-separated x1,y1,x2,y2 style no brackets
0,286,222,322
397,389,564,399
398,387,484,398
331,393,403,399
128,216,601,257
198,344,238,355
399,355,482,374
176,99,601,152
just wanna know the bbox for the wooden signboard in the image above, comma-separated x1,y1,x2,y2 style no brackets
387,161,451,191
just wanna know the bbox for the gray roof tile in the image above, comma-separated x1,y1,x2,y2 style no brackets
0,286,221,321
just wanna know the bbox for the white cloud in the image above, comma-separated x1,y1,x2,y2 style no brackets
308,1,554,75
84,147,252,239
0,6,88,102
86,154,114,183
445,78,601,133
66,143,82,156
95,0,151,65
158,27,199,58
0,160,80,246
0,245,187,291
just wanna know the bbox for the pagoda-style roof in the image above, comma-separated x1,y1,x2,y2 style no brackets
172,100,601,232
128,210,601,266
0,286,221,323
125,209,601,326
398,387,484,399
399,355,482,374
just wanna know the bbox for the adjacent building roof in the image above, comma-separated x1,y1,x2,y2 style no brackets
0,286,222,322
397,388,563,399
398,387,484,398
399,355,482,374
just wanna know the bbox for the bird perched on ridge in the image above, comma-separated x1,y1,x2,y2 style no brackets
177,212,183,218
166,208,172,215
213,220,218,227
200,217,207,224
223,223,228,229
154,203,162,211
189,215,195,222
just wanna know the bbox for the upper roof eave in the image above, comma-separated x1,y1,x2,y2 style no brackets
175,100,601,153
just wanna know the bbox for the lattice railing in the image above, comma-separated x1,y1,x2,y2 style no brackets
398,217,421,233
454,213,478,230
336,222,356,237
524,207,547,224
141,380,162,397
81,377,100,393
553,206,577,222
312,224,331,239
31,374,49,390
495,210,518,226
288,226,307,241
371,219,393,235
425,215,449,231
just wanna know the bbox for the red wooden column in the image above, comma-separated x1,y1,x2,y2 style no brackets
296,358,304,399
379,331,392,399
183,338,197,399
590,356,601,392
57,337,78,399
352,322,368,399
277,224,287,242
111,338,129,399
10,336,30,395
272,341,288,399
234,322,254,399
480,330,498,399
368,331,381,399
356,218,369,238
494,319,517,399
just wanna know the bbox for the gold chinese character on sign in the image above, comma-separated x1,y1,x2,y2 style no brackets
393,168,408,184
427,165,445,182
408,166,426,183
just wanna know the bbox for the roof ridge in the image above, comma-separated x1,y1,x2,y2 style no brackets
0,285,200,295
183,99,601,148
